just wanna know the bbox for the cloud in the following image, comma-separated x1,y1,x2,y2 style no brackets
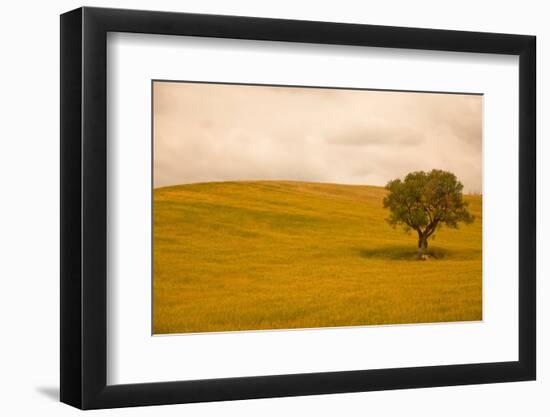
153,82,482,193
325,126,425,147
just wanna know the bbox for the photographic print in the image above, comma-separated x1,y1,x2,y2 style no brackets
152,81,482,335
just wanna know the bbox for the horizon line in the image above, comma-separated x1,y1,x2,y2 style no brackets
153,179,483,195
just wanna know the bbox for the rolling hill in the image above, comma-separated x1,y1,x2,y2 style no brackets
153,180,482,334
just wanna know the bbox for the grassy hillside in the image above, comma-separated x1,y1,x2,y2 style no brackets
153,181,482,334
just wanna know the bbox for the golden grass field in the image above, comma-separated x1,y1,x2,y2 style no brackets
153,181,482,334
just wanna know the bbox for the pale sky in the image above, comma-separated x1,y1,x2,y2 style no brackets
153,81,482,193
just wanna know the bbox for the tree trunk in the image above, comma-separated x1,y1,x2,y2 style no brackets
417,235,428,259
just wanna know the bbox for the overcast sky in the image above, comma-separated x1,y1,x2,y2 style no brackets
153,81,482,192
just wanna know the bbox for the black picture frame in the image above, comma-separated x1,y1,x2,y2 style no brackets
60,6,536,410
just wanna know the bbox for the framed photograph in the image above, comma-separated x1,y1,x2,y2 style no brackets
60,6,536,409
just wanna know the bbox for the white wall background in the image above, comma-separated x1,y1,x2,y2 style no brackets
0,0,545,415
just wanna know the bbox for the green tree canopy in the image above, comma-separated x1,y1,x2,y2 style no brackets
383,169,475,259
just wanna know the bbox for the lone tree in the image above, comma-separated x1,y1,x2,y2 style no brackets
383,169,474,259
